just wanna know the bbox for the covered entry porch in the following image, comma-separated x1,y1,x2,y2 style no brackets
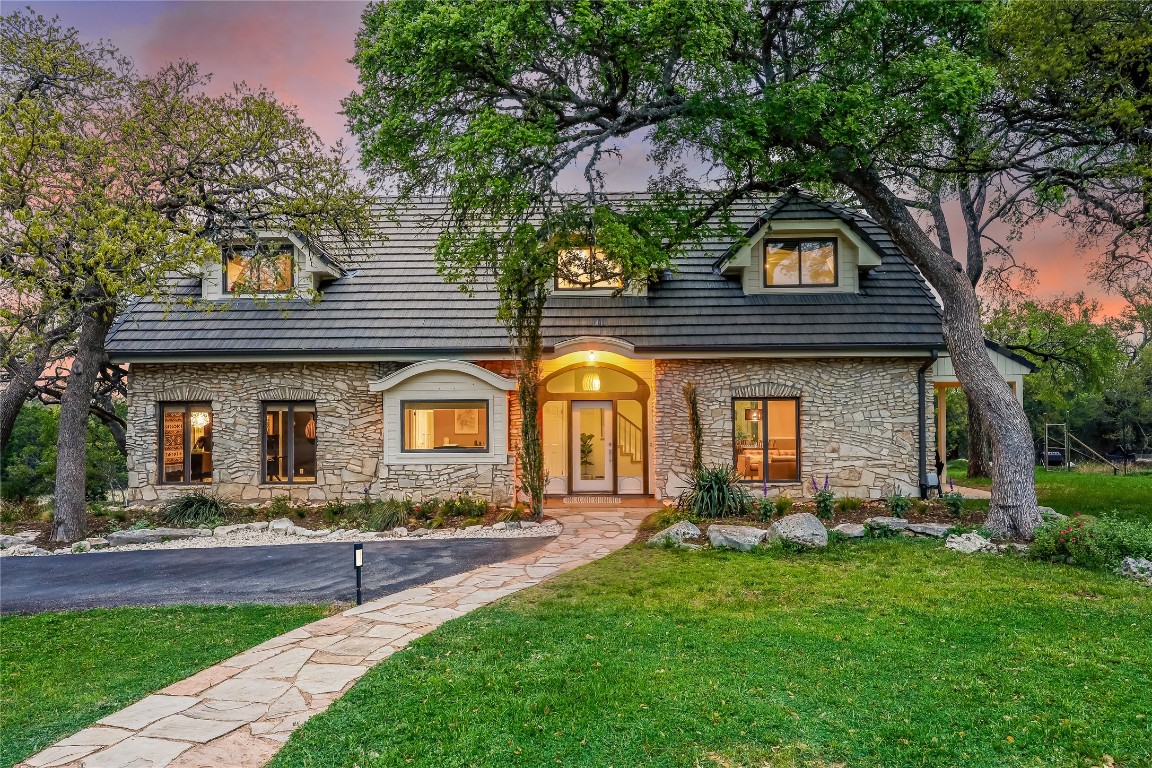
539,338,655,499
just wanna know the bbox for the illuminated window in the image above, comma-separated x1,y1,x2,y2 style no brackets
555,247,624,290
263,402,317,483
225,240,294,293
733,398,799,482
764,239,837,286
402,400,489,453
159,403,213,484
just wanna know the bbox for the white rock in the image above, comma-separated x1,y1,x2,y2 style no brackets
648,520,703,547
268,518,294,533
106,528,204,546
767,513,828,548
521,521,540,529
945,532,995,554
907,523,953,538
1117,557,1152,585
71,541,92,553
832,523,866,538
464,524,483,533
491,522,507,531
409,527,429,537
394,527,409,537
1038,506,1067,521
864,516,909,532
86,537,110,549
707,525,767,552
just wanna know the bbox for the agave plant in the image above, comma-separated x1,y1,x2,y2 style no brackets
677,464,751,519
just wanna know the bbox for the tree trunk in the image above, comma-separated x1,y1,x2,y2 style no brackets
842,168,1041,538
515,311,545,521
0,347,52,453
51,309,112,542
965,390,992,477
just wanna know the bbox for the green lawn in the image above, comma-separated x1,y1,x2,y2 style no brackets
1,604,329,767
950,463,1152,521
270,543,1151,768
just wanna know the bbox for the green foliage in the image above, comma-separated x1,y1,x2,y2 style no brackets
885,490,913,518
268,495,293,518
497,506,523,524
677,464,750,519
1,605,328,765
834,496,865,515
162,492,227,528
1029,514,1152,571
321,502,353,524
949,462,1152,522
773,494,794,517
442,494,488,518
812,485,836,521
367,500,407,532
0,403,127,502
683,382,703,474
941,490,967,518
753,497,774,523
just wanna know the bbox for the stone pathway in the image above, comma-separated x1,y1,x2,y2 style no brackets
18,508,646,768
952,485,992,500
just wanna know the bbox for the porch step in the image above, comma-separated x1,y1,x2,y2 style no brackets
563,496,620,505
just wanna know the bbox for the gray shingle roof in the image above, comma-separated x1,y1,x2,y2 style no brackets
105,192,944,359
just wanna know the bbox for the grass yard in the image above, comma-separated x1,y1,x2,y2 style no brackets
0,604,330,767
950,463,1152,521
270,542,1151,768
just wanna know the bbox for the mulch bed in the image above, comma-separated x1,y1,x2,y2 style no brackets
2,504,514,552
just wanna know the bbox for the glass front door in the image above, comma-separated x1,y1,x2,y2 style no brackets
571,401,613,493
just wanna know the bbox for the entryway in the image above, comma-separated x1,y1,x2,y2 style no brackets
540,363,649,497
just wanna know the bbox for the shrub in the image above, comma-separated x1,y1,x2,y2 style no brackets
940,491,966,518
497,506,522,523
754,497,775,522
885,490,913,518
162,492,227,528
1030,514,1152,571
367,499,406,531
444,494,488,518
269,495,293,518
774,494,794,516
677,464,750,519
810,476,834,520
834,496,865,515
322,501,352,524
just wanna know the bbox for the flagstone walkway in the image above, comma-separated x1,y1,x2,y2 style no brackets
18,508,648,768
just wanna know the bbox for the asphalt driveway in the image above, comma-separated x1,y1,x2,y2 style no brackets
0,536,554,614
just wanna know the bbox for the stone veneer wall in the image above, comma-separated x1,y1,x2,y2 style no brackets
653,358,935,500
126,363,516,506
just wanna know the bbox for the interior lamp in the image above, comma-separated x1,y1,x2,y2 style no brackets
587,351,597,363
189,411,211,429
744,408,761,422
581,372,601,392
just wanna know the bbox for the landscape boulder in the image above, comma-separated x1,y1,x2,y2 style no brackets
106,527,206,547
86,537,110,549
907,523,953,538
767,513,828,548
863,516,909,533
0,532,39,549
831,523,866,539
268,518,294,534
648,520,702,547
1117,557,1152,585
707,524,767,552
1038,506,1068,522
945,532,995,554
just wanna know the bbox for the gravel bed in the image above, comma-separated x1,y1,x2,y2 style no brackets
0,519,562,556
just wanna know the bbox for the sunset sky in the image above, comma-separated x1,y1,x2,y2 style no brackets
26,0,1120,314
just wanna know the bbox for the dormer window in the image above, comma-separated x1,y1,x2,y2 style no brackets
556,247,623,291
764,239,837,287
225,240,294,294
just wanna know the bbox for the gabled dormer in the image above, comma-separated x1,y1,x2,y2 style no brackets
201,231,343,301
715,193,884,295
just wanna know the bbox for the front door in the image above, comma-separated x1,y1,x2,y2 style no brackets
571,400,613,493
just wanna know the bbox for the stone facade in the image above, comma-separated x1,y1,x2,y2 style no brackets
127,356,934,506
126,363,516,506
653,358,934,500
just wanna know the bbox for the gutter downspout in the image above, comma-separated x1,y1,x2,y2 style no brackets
918,350,939,499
